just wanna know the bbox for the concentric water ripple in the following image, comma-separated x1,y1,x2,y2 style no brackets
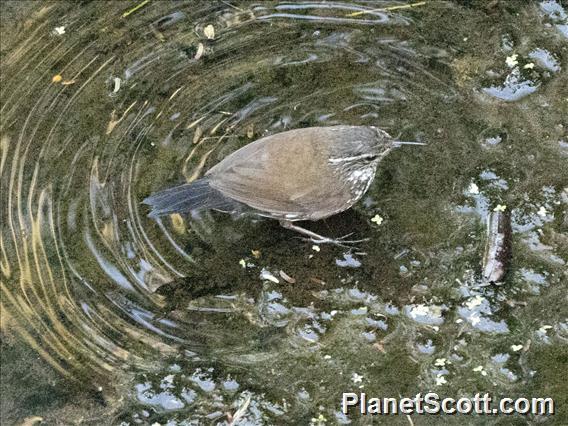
2,1,567,423
1,0,448,376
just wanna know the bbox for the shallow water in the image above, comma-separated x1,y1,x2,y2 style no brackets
1,1,567,424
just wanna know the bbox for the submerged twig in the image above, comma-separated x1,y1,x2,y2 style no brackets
220,0,244,12
347,1,427,17
228,394,251,425
122,0,150,18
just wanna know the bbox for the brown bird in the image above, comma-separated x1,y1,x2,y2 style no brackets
143,125,423,244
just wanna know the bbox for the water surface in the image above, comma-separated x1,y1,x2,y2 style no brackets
1,1,567,424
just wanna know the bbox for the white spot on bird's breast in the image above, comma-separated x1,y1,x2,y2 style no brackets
347,167,374,184
348,168,372,181
345,165,377,203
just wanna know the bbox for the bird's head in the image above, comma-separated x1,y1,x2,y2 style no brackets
370,126,426,158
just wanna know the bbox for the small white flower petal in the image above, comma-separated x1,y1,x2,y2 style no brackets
203,24,215,39
434,358,447,367
505,54,518,68
371,214,384,225
351,373,363,383
435,375,447,385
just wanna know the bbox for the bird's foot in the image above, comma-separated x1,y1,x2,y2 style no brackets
279,220,369,248
302,234,370,248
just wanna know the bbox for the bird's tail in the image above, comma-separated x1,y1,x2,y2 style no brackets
142,178,234,218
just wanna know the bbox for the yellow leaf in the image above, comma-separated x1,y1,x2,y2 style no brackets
170,213,185,234
195,42,205,60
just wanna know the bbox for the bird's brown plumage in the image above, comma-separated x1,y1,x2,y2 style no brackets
206,126,379,220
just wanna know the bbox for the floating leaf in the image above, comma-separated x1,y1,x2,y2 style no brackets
194,42,205,60
259,268,279,283
112,77,121,93
279,270,296,284
192,126,203,144
170,213,185,234
246,124,254,139
20,417,44,426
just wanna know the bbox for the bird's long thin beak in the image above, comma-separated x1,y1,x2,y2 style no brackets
392,141,426,147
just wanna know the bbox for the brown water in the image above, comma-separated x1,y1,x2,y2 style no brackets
1,1,567,424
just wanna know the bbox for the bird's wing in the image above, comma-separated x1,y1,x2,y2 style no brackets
207,128,351,218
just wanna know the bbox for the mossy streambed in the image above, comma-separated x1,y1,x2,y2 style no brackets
1,1,567,424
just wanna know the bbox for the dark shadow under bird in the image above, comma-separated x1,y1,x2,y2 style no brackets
143,125,423,245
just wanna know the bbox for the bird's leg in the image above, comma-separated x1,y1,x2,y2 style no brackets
279,220,331,241
278,220,369,247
